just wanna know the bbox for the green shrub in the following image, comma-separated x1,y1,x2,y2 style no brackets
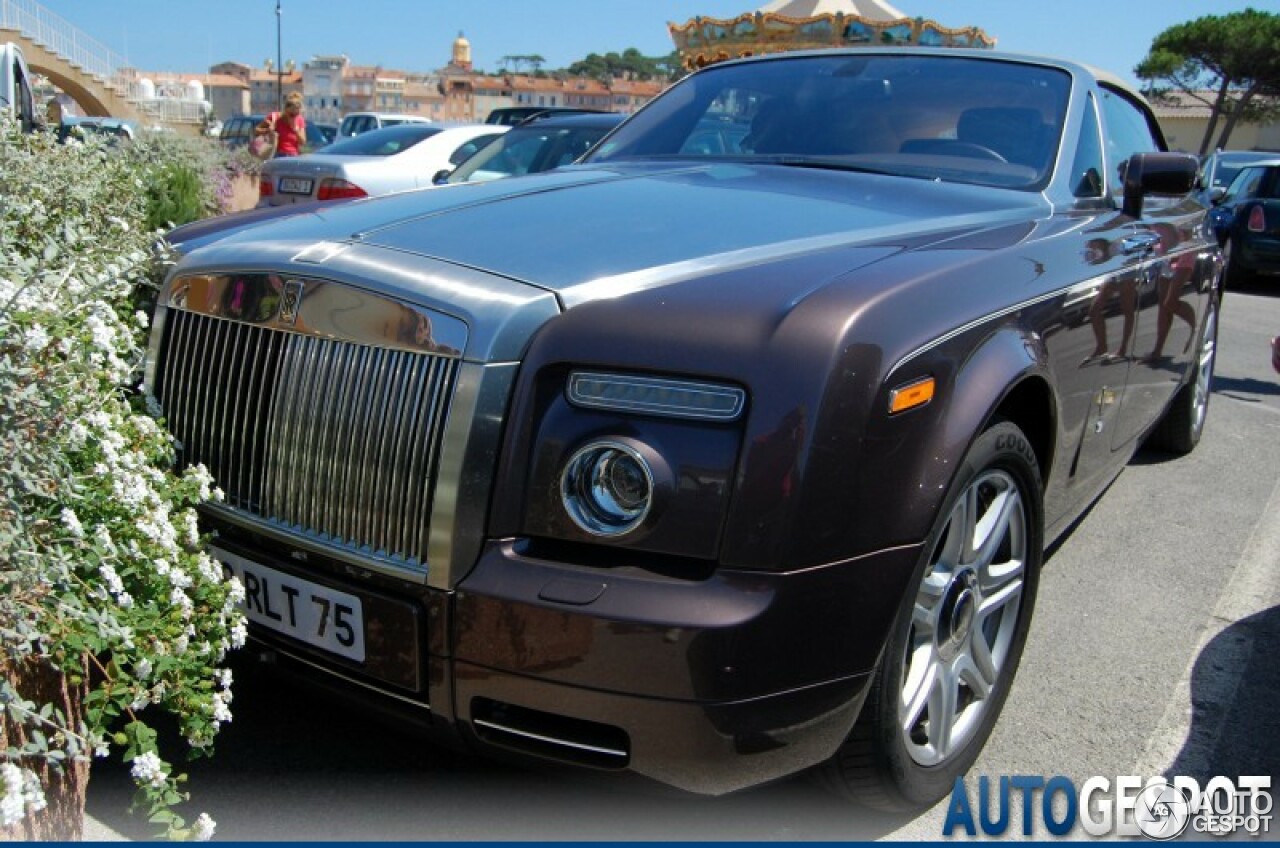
144,162,206,231
0,117,241,841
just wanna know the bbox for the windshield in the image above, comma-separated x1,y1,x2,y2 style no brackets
449,121,618,183
318,125,441,156
587,54,1071,191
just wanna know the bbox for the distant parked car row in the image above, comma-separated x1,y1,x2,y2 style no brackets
256,123,506,207
255,111,626,207
1202,150,1280,286
219,114,336,153
56,116,137,144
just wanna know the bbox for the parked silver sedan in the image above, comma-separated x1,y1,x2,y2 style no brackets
256,123,506,207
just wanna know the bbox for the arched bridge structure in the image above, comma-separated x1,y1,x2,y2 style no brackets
1,28,141,120
2,0,204,132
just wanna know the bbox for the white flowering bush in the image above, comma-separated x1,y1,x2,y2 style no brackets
0,116,244,840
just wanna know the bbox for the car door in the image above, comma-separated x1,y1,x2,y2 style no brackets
1049,93,1148,500
1096,86,1206,450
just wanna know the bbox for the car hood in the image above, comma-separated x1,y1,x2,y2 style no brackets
183,162,1047,308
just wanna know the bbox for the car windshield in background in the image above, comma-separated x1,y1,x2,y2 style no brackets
448,118,622,183
587,54,1071,191
317,125,442,156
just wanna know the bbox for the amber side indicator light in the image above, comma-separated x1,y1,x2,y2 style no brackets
889,377,935,415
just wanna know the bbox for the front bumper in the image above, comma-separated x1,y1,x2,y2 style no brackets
217,526,921,795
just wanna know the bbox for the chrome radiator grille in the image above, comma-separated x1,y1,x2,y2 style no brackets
155,308,459,567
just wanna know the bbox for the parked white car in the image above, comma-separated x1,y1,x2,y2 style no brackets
337,111,432,138
256,123,507,207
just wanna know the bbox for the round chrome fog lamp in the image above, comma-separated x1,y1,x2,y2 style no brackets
560,441,655,537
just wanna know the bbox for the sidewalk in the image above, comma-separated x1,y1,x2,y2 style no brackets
83,813,128,841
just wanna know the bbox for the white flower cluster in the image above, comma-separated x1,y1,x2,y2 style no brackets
211,689,233,724
21,325,49,353
192,812,217,841
129,751,168,788
0,763,47,827
60,507,85,538
186,464,224,503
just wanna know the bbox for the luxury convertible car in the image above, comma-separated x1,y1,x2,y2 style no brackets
145,49,1219,809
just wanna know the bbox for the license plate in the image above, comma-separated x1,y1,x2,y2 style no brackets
213,548,365,662
278,177,313,195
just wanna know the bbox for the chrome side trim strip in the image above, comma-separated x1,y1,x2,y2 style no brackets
472,718,629,759
887,271,1111,378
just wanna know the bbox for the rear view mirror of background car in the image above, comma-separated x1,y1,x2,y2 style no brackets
1123,152,1199,218
433,169,452,185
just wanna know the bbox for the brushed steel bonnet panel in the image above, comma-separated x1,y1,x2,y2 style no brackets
162,273,468,356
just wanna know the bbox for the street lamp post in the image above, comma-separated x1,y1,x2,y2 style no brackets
275,0,282,112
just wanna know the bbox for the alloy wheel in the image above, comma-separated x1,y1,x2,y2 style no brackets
900,469,1027,767
1192,303,1217,435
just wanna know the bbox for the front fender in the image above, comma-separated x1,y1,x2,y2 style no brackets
844,324,1055,557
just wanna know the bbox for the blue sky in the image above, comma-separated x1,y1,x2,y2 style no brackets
38,1,1272,86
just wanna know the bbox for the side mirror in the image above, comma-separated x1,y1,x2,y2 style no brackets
1122,152,1198,218
1208,186,1227,206
432,169,452,185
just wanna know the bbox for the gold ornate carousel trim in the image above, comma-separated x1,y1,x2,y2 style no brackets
668,11,996,70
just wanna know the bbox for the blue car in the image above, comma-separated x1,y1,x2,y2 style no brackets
1209,158,1280,286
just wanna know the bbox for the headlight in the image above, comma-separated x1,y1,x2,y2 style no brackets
567,371,745,421
560,440,655,537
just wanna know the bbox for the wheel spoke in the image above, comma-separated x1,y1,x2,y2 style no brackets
939,493,972,569
900,649,937,733
956,651,993,701
911,600,937,639
973,485,1020,569
968,629,998,691
979,554,1024,595
928,662,959,756
977,577,1023,622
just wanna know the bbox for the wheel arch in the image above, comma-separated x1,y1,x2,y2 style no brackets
984,374,1056,489
930,323,1058,494
848,324,1059,560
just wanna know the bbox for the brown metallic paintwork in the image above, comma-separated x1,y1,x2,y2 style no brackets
491,201,1215,571
455,540,920,701
452,661,871,795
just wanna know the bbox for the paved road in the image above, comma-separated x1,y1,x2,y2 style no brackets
85,289,1280,842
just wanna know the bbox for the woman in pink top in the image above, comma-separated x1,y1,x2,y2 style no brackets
255,92,306,157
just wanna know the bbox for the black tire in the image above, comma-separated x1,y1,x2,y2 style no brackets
1146,297,1218,454
821,420,1043,811
1222,237,1253,289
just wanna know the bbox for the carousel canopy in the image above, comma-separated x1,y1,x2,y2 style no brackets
670,0,995,70
756,0,906,22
